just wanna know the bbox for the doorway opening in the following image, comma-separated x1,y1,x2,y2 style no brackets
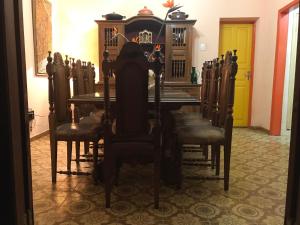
270,0,299,135
281,7,299,136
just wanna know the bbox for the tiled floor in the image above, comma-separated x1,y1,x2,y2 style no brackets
31,128,290,225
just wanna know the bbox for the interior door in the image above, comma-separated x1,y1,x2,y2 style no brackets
219,23,253,127
1,0,34,224
286,11,299,129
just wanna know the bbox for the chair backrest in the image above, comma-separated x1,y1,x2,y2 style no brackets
207,58,220,122
73,59,85,95
200,61,211,118
72,60,95,95
114,42,149,136
217,50,238,128
85,62,96,94
47,52,71,125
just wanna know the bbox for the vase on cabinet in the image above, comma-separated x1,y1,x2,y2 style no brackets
190,67,198,84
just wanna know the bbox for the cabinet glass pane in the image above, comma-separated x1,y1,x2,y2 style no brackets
172,60,186,78
105,28,118,47
172,28,186,46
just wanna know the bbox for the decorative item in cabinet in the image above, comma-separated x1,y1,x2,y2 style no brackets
139,30,152,44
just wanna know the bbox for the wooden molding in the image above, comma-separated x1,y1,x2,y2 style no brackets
30,130,49,141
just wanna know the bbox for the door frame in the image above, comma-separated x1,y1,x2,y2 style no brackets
0,0,34,224
219,18,258,126
270,0,299,135
284,7,300,223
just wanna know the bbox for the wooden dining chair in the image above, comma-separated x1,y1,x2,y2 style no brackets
70,58,104,159
170,58,222,171
173,51,238,190
84,61,96,94
47,52,103,183
102,42,163,209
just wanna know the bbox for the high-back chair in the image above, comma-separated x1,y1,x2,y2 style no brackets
47,52,102,183
171,59,221,168
174,50,238,190
84,62,96,94
201,61,212,118
71,58,104,157
102,42,163,208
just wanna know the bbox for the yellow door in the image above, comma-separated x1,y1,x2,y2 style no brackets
219,23,253,127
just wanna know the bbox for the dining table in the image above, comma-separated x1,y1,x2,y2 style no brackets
68,86,200,186
68,86,200,109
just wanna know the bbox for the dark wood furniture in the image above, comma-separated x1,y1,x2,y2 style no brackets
71,59,104,157
47,52,103,183
171,58,224,166
95,15,196,85
173,51,238,190
68,88,200,107
102,42,163,208
69,80,200,187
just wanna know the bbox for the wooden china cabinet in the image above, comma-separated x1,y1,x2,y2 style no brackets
95,15,199,98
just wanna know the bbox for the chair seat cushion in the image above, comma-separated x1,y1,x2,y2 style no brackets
80,109,104,125
177,125,225,145
56,122,103,141
171,111,211,128
171,111,204,121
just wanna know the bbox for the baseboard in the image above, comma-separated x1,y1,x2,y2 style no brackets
30,130,49,141
249,126,270,134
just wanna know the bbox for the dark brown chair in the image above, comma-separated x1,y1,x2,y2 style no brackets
84,61,96,94
172,58,223,126
174,51,238,190
71,59,104,158
170,59,221,170
102,42,162,209
47,52,102,183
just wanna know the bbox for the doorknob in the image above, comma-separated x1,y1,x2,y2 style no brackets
245,71,251,80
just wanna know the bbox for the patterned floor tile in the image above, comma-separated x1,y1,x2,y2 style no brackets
31,128,290,224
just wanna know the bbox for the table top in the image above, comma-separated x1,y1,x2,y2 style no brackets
69,87,200,106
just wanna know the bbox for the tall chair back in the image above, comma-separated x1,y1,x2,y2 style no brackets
114,42,149,136
200,61,211,118
50,52,71,125
85,62,96,94
207,59,220,122
218,50,238,128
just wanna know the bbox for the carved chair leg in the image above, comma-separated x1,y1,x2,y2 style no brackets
51,139,58,183
92,141,98,184
75,141,80,164
84,141,89,154
214,145,221,176
67,141,72,175
224,143,231,191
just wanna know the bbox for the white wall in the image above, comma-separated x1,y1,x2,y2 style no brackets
23,0,296,135
23,0,49,138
